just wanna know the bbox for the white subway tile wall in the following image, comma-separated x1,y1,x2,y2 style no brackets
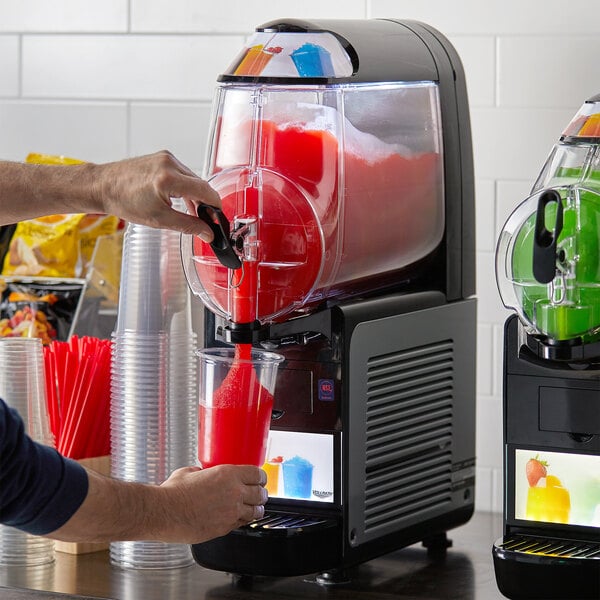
129,103,213,172
0,100,127,162
0,36,19,97
0,1,128,33
21,35,244,100
130,0,367,33
1,0,599,513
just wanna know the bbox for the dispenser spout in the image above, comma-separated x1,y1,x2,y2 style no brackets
196,204,242,270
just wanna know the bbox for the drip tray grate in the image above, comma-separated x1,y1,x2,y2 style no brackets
243,512,339,535
498,534,600,559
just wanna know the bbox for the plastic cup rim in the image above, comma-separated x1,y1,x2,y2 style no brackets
197,347,284,366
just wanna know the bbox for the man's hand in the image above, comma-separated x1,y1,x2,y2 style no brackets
92,150,221,241
0,151,221,242
48,464,268,545
156,464,268,543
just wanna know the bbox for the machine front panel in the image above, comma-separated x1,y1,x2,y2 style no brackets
269,341,341,431
505,374,600,451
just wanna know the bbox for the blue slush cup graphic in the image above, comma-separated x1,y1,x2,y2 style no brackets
282,455,314,498
290,43,334,77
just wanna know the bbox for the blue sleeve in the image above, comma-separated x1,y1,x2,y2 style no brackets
0,397,89,535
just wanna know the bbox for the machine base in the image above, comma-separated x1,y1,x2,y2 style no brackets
192,511,342,577
192,506,473,578
493,535,600,599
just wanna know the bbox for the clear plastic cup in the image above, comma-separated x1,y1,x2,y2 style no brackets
115,220,193,336
110,218,198,570
0,528,56,567
110,540,193,570
0,337,55,566
114,224,168,334
197,347,284,469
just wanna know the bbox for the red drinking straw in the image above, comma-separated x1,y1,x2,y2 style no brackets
68,343,111,458
44,336,112,460
43,348,59,443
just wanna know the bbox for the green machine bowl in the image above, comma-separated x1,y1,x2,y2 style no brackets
496,110,600,344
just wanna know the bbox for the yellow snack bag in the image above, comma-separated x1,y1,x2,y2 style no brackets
2,153,122,279
25,152,84,166
78,214,121,277
2,214,86,278
86,230,124,305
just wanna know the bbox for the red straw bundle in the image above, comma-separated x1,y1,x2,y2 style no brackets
44,335,112,460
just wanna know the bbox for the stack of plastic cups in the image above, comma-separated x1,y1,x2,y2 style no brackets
110,214,197,569
0,337,56,566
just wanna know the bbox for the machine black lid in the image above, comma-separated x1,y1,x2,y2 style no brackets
219,18,440,84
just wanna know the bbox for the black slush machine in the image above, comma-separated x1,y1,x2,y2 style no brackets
493,95,600,599
181,18,477,579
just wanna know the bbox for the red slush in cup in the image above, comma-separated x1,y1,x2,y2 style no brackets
197,345,284,468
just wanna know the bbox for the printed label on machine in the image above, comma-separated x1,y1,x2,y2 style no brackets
514,449,600,528
262,430,334,502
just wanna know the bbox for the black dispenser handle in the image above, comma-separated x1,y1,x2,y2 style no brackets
196,205,242,270
532,189,563,284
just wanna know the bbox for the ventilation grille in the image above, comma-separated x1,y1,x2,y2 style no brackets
364,340,454,533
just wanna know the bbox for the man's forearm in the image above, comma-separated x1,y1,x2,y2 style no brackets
0,151,222,240
0,161,103,225
48,468,165,543
47,463,268,545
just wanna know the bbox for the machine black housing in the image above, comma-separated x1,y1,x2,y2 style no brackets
192,17,477,578
493,316,600,599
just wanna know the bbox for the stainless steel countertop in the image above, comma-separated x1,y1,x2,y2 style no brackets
0,511,504,600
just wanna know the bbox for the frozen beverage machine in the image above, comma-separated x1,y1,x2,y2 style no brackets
493,94,600,599
181,18,477,578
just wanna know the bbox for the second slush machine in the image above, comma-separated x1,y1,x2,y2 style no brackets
181,18,477,578
493,95,600,599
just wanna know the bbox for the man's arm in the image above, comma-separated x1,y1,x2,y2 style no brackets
1,391,267,545
0,151,220,241
49,464,267,544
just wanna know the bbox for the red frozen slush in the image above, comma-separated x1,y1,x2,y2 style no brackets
198,344,274,468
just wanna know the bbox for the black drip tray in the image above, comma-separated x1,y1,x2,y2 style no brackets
493,535,600,599
245,512,336,534
192,511,343,576
496,534,600,560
